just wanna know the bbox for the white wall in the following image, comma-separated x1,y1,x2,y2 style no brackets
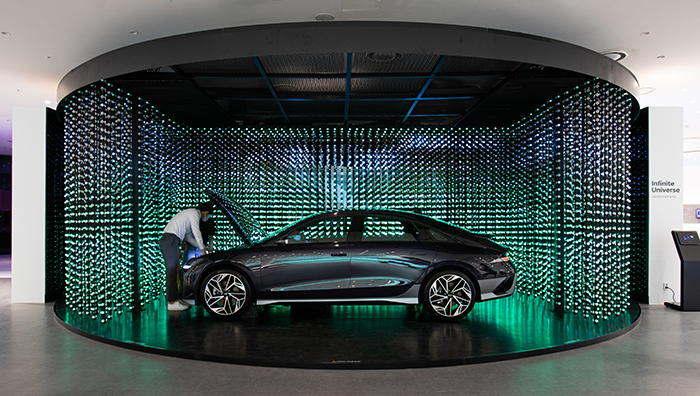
11,107,46,303
648,107,684,304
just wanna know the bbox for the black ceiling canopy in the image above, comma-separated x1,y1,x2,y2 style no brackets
60,22,638,128
109,52,587,128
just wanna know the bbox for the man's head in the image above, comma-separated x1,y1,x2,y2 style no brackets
197,201,214,220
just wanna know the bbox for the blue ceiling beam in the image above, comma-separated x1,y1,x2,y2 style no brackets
401,55,449,124
252,57,291,123
344,53,353,124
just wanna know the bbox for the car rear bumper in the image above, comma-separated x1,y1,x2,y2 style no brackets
479,273,517,301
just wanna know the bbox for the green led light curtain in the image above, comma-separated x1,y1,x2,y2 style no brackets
63,86,136,321
60,79,633,323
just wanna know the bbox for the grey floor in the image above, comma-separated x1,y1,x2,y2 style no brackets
1,278,699,396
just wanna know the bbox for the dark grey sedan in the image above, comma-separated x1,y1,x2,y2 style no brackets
180,191,516,321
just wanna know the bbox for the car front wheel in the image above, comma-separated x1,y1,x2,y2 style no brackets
199,268,253,319
422,270,476,321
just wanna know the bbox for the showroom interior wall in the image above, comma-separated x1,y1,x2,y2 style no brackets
648,107,684,304
11,107,47,303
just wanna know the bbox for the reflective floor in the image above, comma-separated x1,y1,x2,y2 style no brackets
55,293,639,369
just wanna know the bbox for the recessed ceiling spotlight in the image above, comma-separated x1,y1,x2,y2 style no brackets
1,32,10,36
129,30,139,35
315,13,335,22
641,31,650,36
657,55,666,59
601,50,628,61
639,87,656,95
44,100,51,104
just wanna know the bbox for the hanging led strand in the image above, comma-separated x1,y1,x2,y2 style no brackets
61,79,633,324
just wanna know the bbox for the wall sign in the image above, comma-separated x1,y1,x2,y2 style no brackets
650,179,681,199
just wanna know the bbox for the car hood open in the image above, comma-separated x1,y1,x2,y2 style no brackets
205,189,267,247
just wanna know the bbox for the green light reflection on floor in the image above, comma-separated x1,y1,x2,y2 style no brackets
57,291,639,367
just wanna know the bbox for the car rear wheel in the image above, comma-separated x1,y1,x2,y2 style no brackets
199,268,253,319
422,270,476,321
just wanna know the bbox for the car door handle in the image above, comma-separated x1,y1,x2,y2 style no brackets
411,252,426,256
330,253,347,256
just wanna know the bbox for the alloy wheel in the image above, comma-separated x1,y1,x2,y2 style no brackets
428,273,473,318
203,272,247,316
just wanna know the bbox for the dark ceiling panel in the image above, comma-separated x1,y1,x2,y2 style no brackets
423,76,503,98
224,100,283,117
283,100,345,116
349,100,413,116
108,52,591,128
404,114,463,126
352,53,440,74
195,78,271,99
259,53,346,74
412,98,477,116
195,78,268,89
177,58,259,74
351,78,425,96
270,77,345,98
439,56,522,74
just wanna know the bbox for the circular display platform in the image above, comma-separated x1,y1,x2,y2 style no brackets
55,294,640,369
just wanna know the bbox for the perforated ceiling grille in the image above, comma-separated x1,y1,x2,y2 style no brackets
109,52,588,128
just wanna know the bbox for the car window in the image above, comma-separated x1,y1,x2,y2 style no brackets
362,216,419,242
284,216,352,244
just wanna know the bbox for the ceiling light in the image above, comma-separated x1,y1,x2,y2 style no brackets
601,50,627,61
315,13,335,21
657,55,666,59
129,30,139,35
1,32,10,36
639,87,656,95
44,100,51,104
641,31,650,36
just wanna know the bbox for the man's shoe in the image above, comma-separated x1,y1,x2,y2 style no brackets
167,300,191,311
182,299,194,306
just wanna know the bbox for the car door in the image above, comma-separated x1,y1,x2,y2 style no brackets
349,215,436,297
258,215,358,299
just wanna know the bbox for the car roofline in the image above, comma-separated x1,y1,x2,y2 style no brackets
300,209,493,240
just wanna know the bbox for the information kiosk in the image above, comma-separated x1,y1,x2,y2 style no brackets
666,231,700,311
